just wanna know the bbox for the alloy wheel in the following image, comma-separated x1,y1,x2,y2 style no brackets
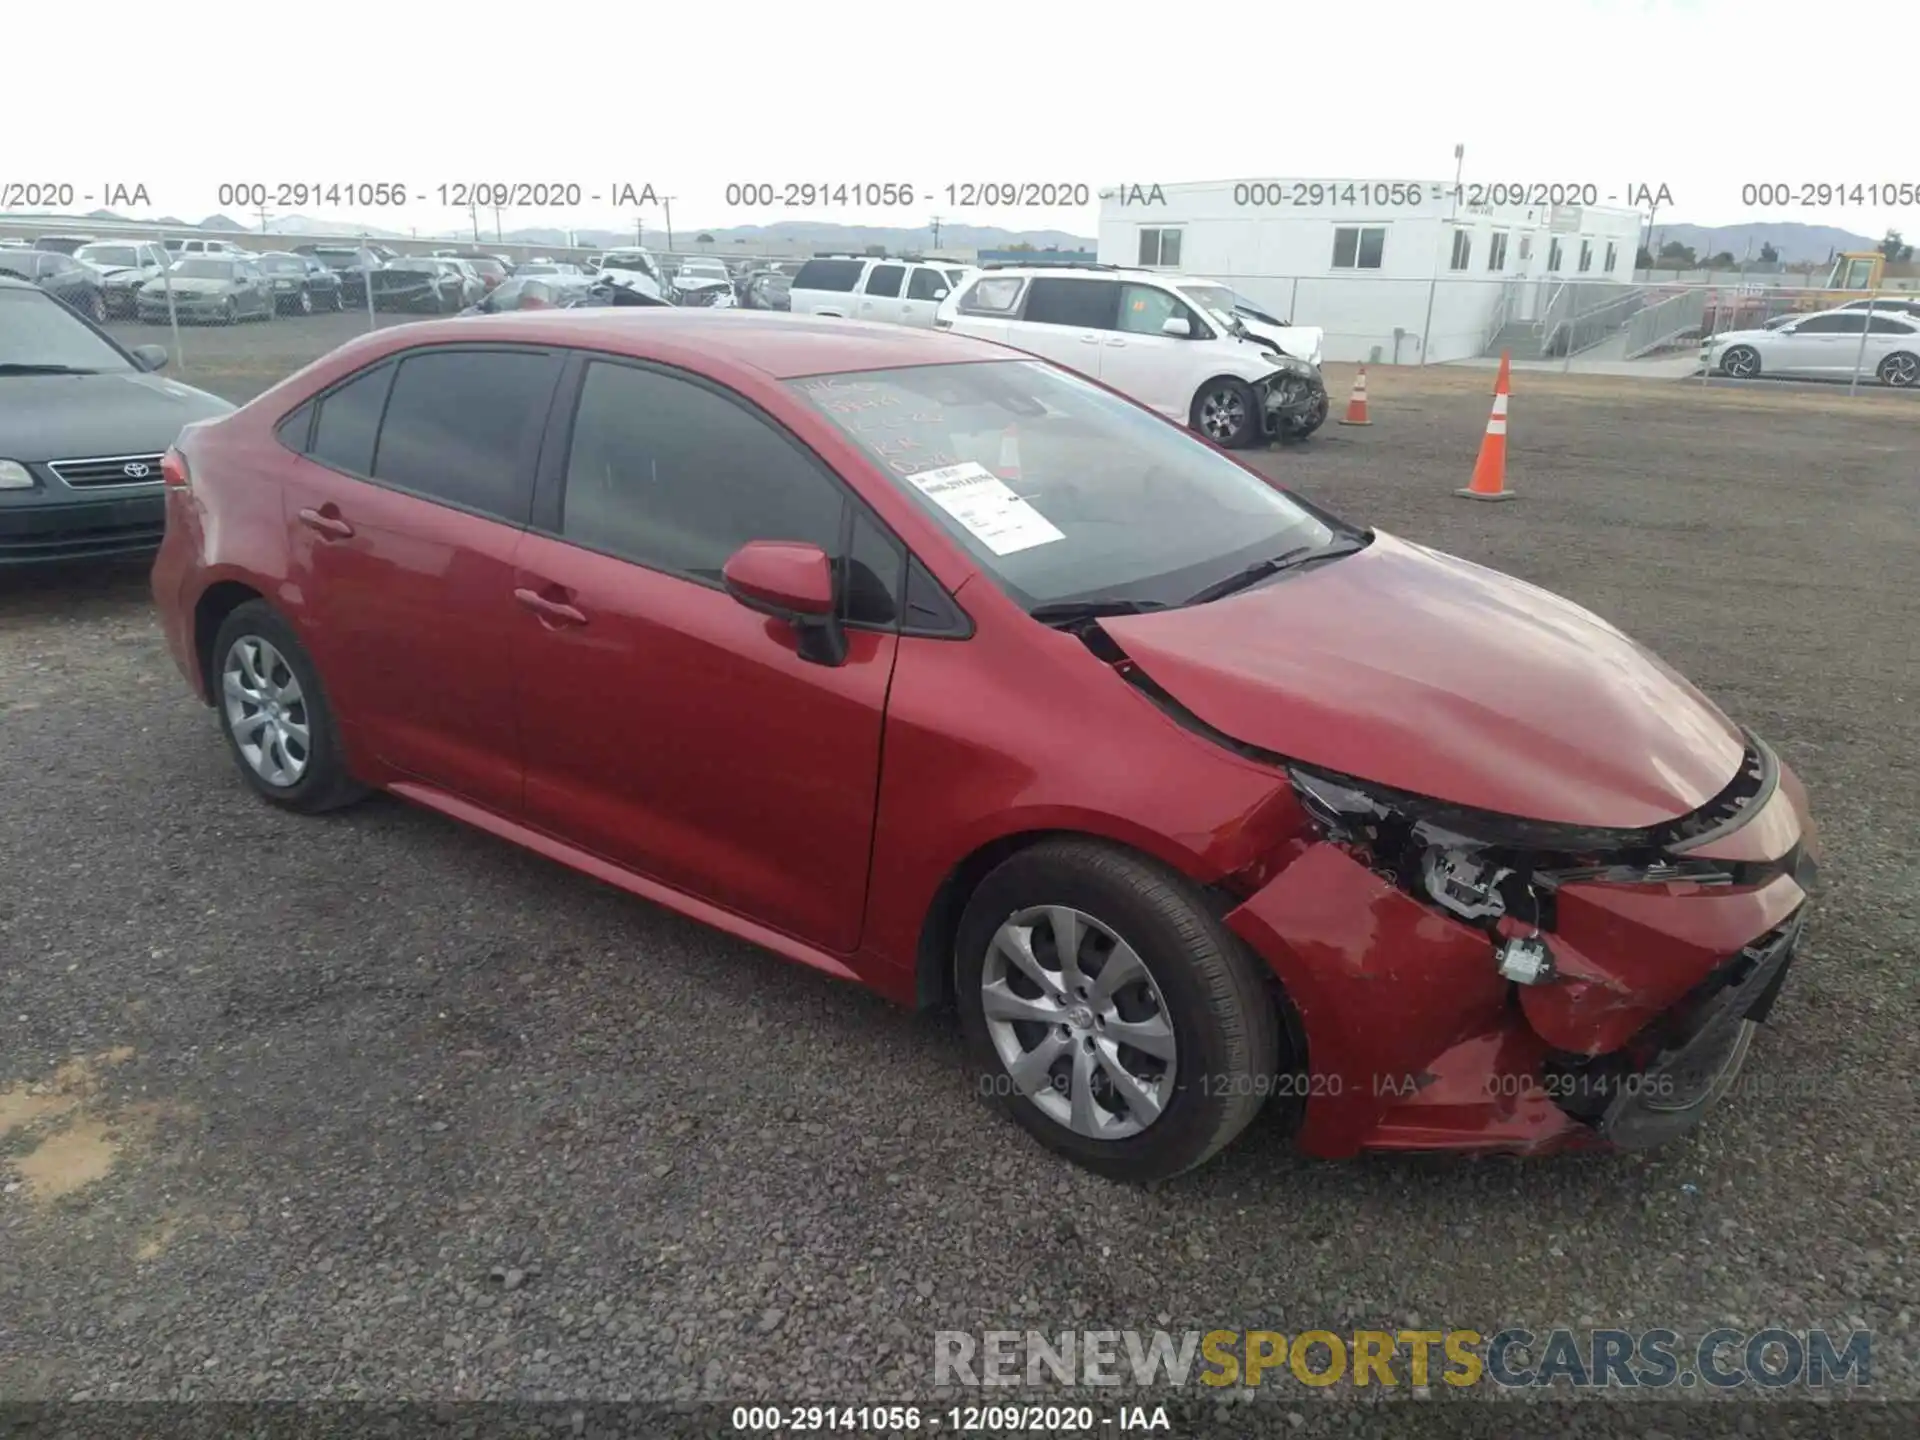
981,905,1177,1140
222,636,311,787
298,288,314,315
1880,352,1919,387
1722,346,1758,379
1198,388,1247,442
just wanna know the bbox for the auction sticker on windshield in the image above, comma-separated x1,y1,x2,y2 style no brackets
904,461,1065,556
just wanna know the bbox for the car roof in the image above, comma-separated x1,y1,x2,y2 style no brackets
356,309,1013,379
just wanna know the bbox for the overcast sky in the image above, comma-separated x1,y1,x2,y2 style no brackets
16,0,1916,242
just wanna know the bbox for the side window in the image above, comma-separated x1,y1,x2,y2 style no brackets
863,264,905,298
1117,283,1184,335
1021,278,1119,329
792,259,864,292
1866,315,1915,334
959,276,1025,315
275,401,316,454
559,361,847,585
907,267,947,301
309,363,395,476
370,350,557,522
843,509,903,627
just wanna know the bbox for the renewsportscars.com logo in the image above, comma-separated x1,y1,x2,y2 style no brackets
934,1328,1873,1391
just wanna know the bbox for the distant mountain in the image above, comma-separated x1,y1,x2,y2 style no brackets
264,213,411,239
199,214,248,232
1644,221,1879,265
492,219,1096,252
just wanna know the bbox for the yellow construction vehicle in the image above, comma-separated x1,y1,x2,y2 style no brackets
1792,250,1920,311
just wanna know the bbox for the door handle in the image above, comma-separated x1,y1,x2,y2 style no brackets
1079,333,1101,344
513,587,587,626
296,507,353,539
1104,337,1126,346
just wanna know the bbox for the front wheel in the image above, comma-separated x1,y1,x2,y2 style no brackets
87,291,108,324
295,287,314,316
221,298,239,326
211,601,367,814
330,287,345,312
956,839,1281,1181
1877,350,1919,388
1191,378,1262,449
1718,344,1760,379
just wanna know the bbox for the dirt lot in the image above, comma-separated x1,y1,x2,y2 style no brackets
0,358,1914,1430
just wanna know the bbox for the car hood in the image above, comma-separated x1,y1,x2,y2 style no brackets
1099,531,1747,829
3,371,234,462
1239,319,1324,366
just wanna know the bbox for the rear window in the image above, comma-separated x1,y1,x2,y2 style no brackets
793,259,864,292
310,363,395,476
173,260,236,280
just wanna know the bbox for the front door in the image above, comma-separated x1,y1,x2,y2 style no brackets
511,357,900,952
1096,282,1202,421
282,345,563,816
1007,276,1120,378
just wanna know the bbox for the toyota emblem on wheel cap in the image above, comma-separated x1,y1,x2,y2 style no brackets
123,462,151,478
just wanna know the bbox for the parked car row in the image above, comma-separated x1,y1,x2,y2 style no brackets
1708,305,1920,386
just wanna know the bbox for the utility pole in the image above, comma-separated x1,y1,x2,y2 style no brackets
256,202,271,235
470,201,481,243
493,205,503,243
662,196,677,251
635,216,644,247
929,214,942,248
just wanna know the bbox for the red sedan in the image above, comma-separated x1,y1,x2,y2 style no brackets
151,311,1819,1181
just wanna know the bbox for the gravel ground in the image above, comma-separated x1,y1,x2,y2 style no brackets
0,359,1914,1435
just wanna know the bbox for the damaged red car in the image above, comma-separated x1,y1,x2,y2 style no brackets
151,312,1820,1181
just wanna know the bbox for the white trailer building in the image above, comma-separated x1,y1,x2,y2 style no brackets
1096,180,1647,364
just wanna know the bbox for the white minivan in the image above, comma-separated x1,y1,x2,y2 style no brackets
788,255,976,329
936,264,1329,446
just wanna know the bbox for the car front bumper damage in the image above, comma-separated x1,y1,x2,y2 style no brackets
1256,367,1329,436
1218,744,1819,1159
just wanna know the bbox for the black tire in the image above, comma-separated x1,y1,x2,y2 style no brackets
88,291,108,324
1190,378,1262,449
330,287,345,312
955,838,1280,1181
295,287,315,316
210,601,367,815
221,297,238,326
1285,389,1330,441
1877,351,1919,388
1719,344,1760,380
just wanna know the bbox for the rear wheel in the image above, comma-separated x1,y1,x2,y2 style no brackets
330,286,345,312
211,601,367,814
295,287,314,316
955,839,1280,1181
1878,350,1919,388
221,297,238,326
87,291,108,324
1719,344,1760,379
1191,378,1261,449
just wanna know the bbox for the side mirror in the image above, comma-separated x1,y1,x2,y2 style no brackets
129,343,168,372
722,540,846,665
1161,315,1192,338
933,288,949,301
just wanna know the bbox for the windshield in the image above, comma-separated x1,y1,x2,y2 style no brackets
260,257,304,273
0,286,134,370
76,245,142,268
790,360,1342,610
172,259,236,280
680,261,727,279
1177,284,1243,330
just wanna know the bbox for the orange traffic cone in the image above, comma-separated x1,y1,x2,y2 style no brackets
1337,366,1371,425
997,426,1022,482
1456,353,1516,501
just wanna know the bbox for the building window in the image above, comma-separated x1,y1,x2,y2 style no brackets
1138,228,1182,267
1519,235,1533,261
1448,229,1472,271
1605,241,1618,273
1578,239,1593,273
1487,232,1509,271
1332,226,1386,269
1547,238,1563,272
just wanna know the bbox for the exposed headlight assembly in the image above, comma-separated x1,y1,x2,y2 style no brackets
0,459,36,490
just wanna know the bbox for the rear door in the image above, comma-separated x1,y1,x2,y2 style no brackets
855,263,907,325
280,345,564,815
1779,313,1865,374
1005,277,1121,375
